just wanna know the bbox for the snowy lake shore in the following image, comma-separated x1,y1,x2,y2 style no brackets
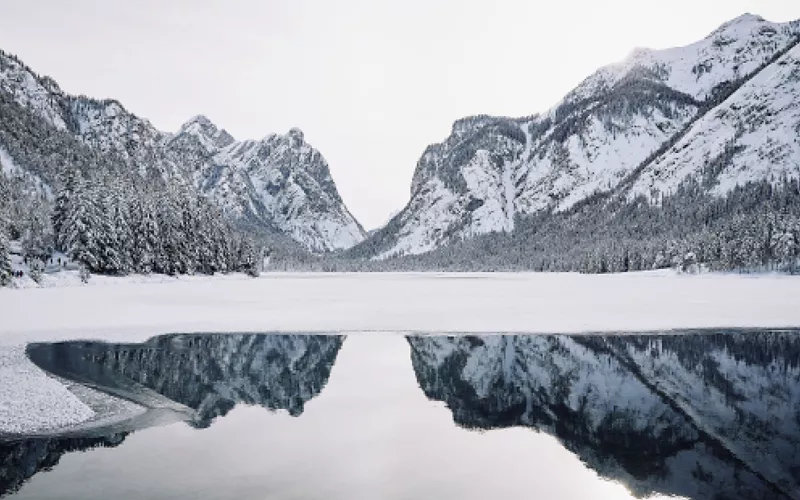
1,271,800,435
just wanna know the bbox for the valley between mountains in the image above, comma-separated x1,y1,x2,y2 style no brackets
1,13,799,279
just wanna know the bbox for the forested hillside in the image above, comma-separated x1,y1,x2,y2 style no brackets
0,46,364,283
0,89,263,282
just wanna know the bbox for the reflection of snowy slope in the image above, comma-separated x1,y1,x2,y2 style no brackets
28,334,344,428
608,333,800,496
1,334,343,497
409,331,800,499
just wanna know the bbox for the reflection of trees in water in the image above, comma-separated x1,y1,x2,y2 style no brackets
0,433,127,497
2,333,344,496
84,334,344,427
409,330,800,500
30,334,344,427
9,330,800,500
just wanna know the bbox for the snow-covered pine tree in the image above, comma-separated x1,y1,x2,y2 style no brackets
195,197,230,274
194,199,215,274
0,172,11,286
110,179,134,274
0,227,12,286
208,203,231,273
22,194,53,261
177,190,200,274
129,189,155,274
236,236,263,277
91,177,124,275
157,185,190,275
142,192,162,274
64,173,101,272
53,170,76,252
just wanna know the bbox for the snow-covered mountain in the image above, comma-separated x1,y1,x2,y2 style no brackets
0,51,364,252
363,14,800,259
168,120,364,251
409,331,800,499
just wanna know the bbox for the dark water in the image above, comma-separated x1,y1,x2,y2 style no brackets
2,330,800,500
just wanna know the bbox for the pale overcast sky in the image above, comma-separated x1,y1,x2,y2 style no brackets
2,1,800,228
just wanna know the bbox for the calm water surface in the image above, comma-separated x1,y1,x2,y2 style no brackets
2,330,800,500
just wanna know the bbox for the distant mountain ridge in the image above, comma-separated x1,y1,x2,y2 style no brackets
357,14,800,260
0,51,364,253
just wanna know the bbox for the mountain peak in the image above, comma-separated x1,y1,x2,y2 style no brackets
180,114,215,131
288,127,305,142
712,13,768,35
729,13,766,24
176,114,235,149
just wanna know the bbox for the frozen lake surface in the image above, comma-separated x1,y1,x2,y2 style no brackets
2,272,800,345
2,330,800,500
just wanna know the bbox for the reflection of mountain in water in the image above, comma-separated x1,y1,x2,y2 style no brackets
28,334,344,427
409,331,800,500
1,334,343,497
0,434,127,497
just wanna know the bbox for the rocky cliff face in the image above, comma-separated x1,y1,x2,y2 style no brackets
363,14,800,259
169,122,364,251
409,330,800,499
0,51,364,252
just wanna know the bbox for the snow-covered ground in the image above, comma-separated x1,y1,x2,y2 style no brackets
2,271,800,344
1,271,800,435
0,346,95,434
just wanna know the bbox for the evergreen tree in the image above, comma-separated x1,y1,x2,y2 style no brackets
130,191,159,274
0,172,12,286
236,236,263,277
93,179,124,274
21,195,53,260
64,174,101,271
53,170,76,252
0,228,12,287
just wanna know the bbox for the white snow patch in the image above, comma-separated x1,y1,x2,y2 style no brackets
1,272,800,345
0,346,95,434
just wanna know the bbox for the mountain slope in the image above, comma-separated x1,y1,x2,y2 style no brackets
358,14,800,259
168,119,364,251
626,41,800,200
0,50,364,252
